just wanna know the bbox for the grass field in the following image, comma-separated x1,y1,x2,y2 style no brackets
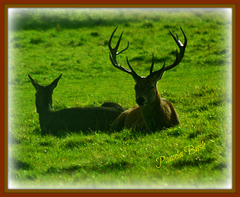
8,8,232,189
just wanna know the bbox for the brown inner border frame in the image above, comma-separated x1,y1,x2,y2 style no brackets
3,3,236,194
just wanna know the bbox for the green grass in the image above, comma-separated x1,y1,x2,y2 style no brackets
8,8,232,189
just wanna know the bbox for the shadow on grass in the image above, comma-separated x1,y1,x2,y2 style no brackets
172,157,216,169
45,160,132,175
42,128,151,139
10,158,32,171
10,9,152,31
33,122,180,139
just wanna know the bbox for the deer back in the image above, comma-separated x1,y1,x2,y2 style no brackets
39,105,124,134
28,74,124,134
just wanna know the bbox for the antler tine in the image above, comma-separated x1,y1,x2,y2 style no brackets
108,27,129,60
160,61,166,73
150,60,166,77
150,53,155,74
118,41,129,55
108,27,119,65
163,27,187,72
108,27,140,79
115,32,130,55
108,27,118,50
126,57,139,78
180,26,187,46
109,54,131,74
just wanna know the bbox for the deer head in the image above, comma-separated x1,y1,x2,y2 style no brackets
28,74,62,113
109,27,187,107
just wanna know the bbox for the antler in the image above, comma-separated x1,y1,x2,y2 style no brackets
109,27,140,79
164,27,187,71
150,27,187,76
109,27,187,81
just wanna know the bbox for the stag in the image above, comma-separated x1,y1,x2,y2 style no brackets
108,27,187,131
28,74,124,135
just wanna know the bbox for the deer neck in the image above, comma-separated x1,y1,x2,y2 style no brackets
37,104,52,133
140,91,166,130
37,103,52,118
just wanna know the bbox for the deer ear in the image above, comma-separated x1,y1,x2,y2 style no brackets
149,61,166,83
28,74,40,91
49,74,62,90
151,70,165,83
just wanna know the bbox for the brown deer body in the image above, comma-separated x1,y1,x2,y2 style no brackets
108,27,187,131
114,89,179,131
28,74,124,134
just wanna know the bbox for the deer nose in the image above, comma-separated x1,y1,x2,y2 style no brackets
136,97,145,106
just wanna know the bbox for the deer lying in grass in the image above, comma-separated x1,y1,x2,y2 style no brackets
108,27,187,131
28,74,124,134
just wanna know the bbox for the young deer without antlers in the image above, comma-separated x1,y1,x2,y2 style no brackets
28,74,124,135
109,27,187,131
